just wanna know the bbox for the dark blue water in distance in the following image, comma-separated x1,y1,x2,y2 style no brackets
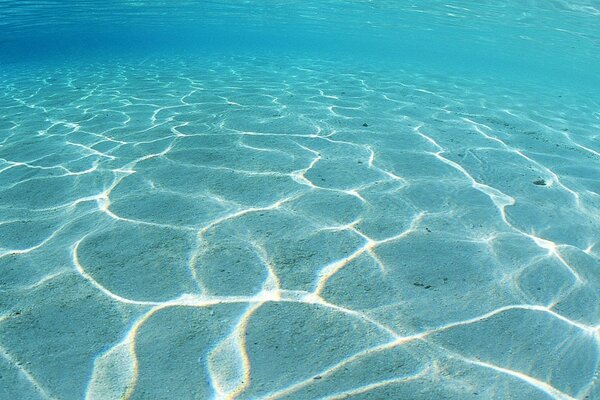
1,1,600,399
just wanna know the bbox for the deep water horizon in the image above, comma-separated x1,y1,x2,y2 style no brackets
1,2,600,400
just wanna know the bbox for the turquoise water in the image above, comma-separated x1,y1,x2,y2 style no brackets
1,2,600,400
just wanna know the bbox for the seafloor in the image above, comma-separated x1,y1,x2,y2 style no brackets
1,55,599,399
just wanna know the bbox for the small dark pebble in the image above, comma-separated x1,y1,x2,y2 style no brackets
533,179,546,186
414,282,433,289
362,123,368,127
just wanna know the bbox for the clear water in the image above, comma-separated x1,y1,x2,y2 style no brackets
1,2,600,399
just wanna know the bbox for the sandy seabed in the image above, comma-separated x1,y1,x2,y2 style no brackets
1,55,599,399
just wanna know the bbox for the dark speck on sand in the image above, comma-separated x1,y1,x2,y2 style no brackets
533,179,546,186
414,282,433,289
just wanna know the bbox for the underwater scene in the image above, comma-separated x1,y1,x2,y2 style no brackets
1,1,600,399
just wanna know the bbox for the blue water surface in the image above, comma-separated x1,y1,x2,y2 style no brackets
1,2,600,399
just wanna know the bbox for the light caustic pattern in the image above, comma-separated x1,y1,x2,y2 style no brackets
0,56,599,399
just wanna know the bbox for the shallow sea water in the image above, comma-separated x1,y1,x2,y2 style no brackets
1,2,600,400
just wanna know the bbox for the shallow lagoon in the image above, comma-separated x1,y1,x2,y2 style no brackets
1,2,600,400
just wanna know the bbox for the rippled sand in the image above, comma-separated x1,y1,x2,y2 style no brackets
1,56,599,399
